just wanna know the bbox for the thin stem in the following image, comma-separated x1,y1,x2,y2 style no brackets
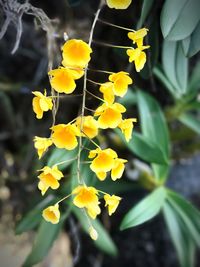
82,130,100,148
87,67,114,74
80,161,92,164
86,89,105,102
53,157,77,167
97,18,135,32
85,106,96,112
77,6,102,184
56,193,72,205
93,40,132,49
87,78,102,86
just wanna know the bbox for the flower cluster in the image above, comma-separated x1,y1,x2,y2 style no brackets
32,15,149,240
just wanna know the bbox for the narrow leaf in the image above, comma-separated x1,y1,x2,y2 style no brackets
178,113,200,134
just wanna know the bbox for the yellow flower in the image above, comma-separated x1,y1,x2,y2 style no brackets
109,71,133,97
62,39,92,68
118,118,137,142
34,136,53,159
42,204,60,224
111,158,127,181
128,28,148,45
126,48,147,72
99,82,115,104
106,0,132,9
48,67,83,94
104,194,121,216
72,186,101,219
94,102,126,129
38,166,64,195
89,226,98,240
89,148,118,180
75,116,98,139
51,124,79,150
32,90,53,119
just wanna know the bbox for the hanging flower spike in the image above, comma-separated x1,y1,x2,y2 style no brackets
43,204,60,224
106,0,132,9
128,28,148,46
89,148,118,180
51,124,80,150
104,194,121,216
38,166,64,195
32,90,53,119
118,118,137,142
34,136,53,159
94,101,126,129
48,67,83,94
99,82,115,104
89,226,98,240
109,71,133,97
111,158,127,181
72,186,101,219
62,39,92,68
75,116,99,139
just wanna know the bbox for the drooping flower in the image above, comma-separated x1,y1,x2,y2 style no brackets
62,39,92,68
94,102,126,129
89,226,98,240
38,166,64,195
75,116,99,139
48,67,83,94
104,194,121,216
111,158,127,181
43,204,60,224
128,28,148,45
32,90,53,119
106,0,132,9
72,186,101,219
118,118,137,142
99,82,115,104
89,148,118,180
109,71,133,97
126,48,146,72
51,124,79,150
34,136,53,159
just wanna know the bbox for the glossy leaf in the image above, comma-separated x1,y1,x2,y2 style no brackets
72,207,118,256
161,0,200,41
167,190,200,247
16,195,56,235
188,61,200,92
163,202,196,267
137,0,154,28
162,40,188,95
178,113,200,134
120,187,166,230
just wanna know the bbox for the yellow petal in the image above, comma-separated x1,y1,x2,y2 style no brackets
111,158,127,181
89,226,98,240
104,194,121,215
42,204,60,224
106,0,132,9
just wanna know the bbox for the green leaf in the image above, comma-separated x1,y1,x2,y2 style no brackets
182,20,200,57
120,187,166,230
116,130,168,165
16,195,56,235
167,190,200,247
160,0,200,41
137,90,170,158
188,61,200,92
152,164,169,183
47,147,77,171
137,0,154,28
178,113,200,134
72,207,118,256
162,40,188,95
22,217,65,267
163,202,196,267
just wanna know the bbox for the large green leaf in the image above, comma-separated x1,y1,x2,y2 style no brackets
182,20,200,57
47,147,77,171
137,90,170,158
160,0,200,41
188,61,200,92
120,187,166,230
137,0,154,28
116,130,168,165
178,113,200,134
16,195,56,235
167,190,200,247
163,202,196,267
22,216,66,267
72,207,118,256
162,40,188,95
